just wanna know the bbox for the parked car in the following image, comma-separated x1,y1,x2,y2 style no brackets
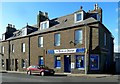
26,65,55,76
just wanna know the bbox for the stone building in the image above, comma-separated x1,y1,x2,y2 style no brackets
0,4,114,74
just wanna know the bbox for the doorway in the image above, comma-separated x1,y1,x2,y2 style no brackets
64,55,71,73
15,59,18,71
6,59,9,70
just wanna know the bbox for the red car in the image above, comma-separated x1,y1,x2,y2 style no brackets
27,65,55,76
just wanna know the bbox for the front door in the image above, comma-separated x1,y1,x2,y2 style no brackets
15,59,18,71
64,55,71,73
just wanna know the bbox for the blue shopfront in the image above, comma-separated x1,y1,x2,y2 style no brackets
47,48,99,74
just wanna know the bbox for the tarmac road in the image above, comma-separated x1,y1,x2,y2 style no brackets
1,72,119,82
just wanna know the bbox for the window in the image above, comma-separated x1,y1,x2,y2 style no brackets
54,33,60,46
1,59,4,67
22,28,27,36
40,21,49,30
11,44,14,53
74,11,84,22
38,56,44,66
89,13,100,21
1,46,4,54
21,43,25,52
76,55,84,69
75,30,83,45
104,33,107,46
21,59,26,68
90,54,99,70
38,36,43,47
54,56,61,68
2,34,5,40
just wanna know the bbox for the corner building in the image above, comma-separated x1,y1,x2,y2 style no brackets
0,4,114,74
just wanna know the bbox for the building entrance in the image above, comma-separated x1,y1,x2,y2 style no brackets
15,59,18,71
64,55,71,73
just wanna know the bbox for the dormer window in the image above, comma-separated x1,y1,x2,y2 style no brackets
2,34,5,40
40,21,49,30
74,11,84,23
22,28,27,36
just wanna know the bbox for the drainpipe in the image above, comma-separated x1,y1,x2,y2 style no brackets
84,23,88,75
8,40,11,71
28,36,30,66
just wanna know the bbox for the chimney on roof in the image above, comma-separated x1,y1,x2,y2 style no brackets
80,6,83,10
37,11,49,28
94,4,99,10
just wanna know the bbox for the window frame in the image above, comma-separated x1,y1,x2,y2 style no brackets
21,43,25,53
21,59,26,68
54,33,60,46
74,11,84,23
90,54,99,70
38,56,44,66
54,56,61,68
40,21,49,30
38,36,44,47
74,29,83,45
76,55,85,69
11,44,15,53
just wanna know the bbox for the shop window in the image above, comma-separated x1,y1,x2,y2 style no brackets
90,54,99,70
21,59,26,68
76,55,84,69
54,56,61,68
38,36,43,47
38,56,44,66
54,33,60,46
75,30,83,45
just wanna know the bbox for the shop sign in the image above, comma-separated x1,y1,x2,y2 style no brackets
54,49,76,54
48,48,85,54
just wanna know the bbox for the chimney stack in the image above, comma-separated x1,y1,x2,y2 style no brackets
94,4,99,10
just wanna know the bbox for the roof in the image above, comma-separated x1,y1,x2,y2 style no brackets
5,11,99,41
29,13,98,36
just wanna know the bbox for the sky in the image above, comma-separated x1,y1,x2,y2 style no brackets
0,2,119,52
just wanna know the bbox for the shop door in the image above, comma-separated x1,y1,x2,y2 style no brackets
64,55,71,73
15,59,18,71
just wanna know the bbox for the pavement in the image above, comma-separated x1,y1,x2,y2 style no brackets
0,70,115,78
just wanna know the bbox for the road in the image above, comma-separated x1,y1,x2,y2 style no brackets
1,73,119,82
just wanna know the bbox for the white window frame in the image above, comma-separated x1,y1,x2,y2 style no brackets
38,36,43,47
40,21,49,30
1,46,4,54
22,28,27,36
2,34,5,40
75,29,83,44
74,11,84,23
11,44,14,53
22,43,25,52
54,33,60,46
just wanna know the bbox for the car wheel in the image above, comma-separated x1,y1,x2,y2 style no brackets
27,70,31,75
41,72,45,76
